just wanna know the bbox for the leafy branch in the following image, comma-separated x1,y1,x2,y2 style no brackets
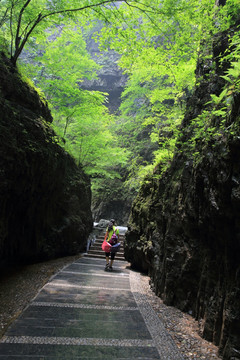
1,0,169,66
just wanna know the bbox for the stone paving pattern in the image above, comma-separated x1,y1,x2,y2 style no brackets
0,257,184,359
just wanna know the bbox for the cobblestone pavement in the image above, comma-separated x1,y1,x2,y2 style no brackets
0,257,184,359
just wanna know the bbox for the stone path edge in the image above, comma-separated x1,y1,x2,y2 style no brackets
130,270,185,360
0,258,184,359
1,336,154,347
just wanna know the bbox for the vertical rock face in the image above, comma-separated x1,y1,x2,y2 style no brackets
0,53,92,264
81,30,127,114
124,28,240,359
92,197,132,226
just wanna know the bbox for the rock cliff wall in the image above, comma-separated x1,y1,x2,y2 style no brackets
0,53,92,264
81,28,127,114
124,27,240,359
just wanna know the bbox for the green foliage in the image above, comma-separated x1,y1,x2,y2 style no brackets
0,0,122,64
182,27,240,164
88,0,240,194
20,71,47,104
118,0,239,175
20,25,129,198
93,0,207,190
2,0,240,218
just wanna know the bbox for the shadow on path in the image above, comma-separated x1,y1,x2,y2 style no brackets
0,257,183,359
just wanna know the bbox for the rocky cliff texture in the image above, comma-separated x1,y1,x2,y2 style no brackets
0,53,92,264
124,27,240,360
92,195,131,226
81,29,127,114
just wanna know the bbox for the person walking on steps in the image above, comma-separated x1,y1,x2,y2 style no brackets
104,219,119,271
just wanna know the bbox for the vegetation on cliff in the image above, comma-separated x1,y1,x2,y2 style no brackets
0,1,240,357
0,52,92,263
2,0,239,223
124,12,240,360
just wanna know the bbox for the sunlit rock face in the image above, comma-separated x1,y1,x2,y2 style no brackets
0,53,92,264
80,70,127,113
80,29,127,114
92,198,131,226
124,26,240,360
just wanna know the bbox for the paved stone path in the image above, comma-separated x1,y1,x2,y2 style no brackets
0,257,184,359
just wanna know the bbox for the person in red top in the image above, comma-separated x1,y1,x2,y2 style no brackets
104,219,120,271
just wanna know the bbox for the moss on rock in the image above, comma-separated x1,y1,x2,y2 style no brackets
0,52,92,264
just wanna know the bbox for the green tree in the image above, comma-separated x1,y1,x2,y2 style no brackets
20,25,129,196
0,0,169,66
0,0,126,65
5,0,239,217
95,0,239,185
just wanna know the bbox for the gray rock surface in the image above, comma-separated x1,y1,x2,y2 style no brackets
124,24,240,360
0,53,92,264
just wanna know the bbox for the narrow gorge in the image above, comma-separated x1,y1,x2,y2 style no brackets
124,23,240,360
0,1,239,359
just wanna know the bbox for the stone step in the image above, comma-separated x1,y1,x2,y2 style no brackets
88,250,125,257
85,250,125,259
88,246,125,254
85,253,125,261
86,234,125,261
0,256,183,359
90,242,124,249
88,249,124,257
92,241,124,246
96,236,125,242
90,237,125,248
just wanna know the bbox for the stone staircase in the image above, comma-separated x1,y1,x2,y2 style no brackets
85,234,125,261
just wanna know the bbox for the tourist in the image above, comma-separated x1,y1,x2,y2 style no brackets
104,219,119,271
